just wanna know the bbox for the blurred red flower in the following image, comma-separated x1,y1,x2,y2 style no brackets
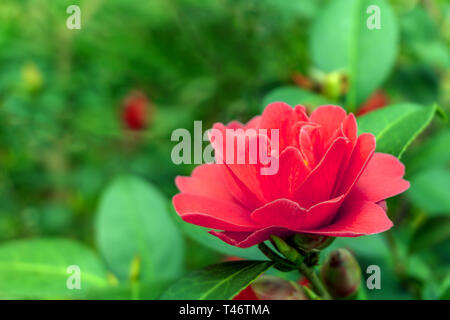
122,91,150,130
173,103,409,248
356,90,389,116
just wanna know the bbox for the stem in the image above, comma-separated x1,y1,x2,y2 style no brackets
131,281,140,300
297,261,332,300
384,230,421,299
384,230,405,276
261,237,333,300
258,243,296,270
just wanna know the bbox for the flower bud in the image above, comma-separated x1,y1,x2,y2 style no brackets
291,234,334,252
320,248,361,299
22,62,43,93
122,91,151,131
322,71,347,100
234,276,308,300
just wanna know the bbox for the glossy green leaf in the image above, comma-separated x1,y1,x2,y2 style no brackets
0,239,108,299
410,216,450,253
310,0,398,109
96,175,184,282
160,260,273,300
407,168,450,216
171,207,265,260
262,86,333,110
357,103,438,158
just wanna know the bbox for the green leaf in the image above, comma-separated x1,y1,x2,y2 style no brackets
407,168,450,216
406,128,450,174
357,103,438,158
262,86,333,110
160,261,273,300
83,280,173,300
439,274,450,300
171,207,265,260
96,175,184,282
410,216,450,253
0,238,108,299
310,0,398,109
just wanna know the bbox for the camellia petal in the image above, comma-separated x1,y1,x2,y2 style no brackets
333,133,376,197
293,137,351,208
341,114,358,146
175,164,235,202
173,193,257,231
209,226,294,248
309,105,347,148
347,153,410,203
250,199,306,229
259,102,307,150
301,200,394,237
259,146,311,201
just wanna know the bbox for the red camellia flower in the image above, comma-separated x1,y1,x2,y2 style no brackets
173,103,409,248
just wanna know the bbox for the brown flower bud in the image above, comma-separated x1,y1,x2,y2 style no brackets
234,276,308,300
320,248,361,299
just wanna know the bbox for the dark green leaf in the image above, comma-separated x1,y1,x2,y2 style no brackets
160,260,273,300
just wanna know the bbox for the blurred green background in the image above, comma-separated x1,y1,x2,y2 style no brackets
0,0,449,299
